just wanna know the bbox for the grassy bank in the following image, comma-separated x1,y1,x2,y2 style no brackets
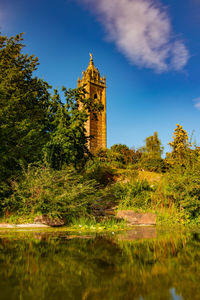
1,159,200,228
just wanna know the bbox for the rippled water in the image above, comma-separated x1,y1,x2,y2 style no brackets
0,227,199,300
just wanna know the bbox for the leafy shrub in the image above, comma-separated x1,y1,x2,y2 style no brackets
111,180,154,210
95,146,142,169
3,165,101,222
140,158,167,173
163,160,200,221
84,160,116,186
0,181,12,214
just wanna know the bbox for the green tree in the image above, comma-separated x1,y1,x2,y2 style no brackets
0,33,51,201
108,144,140,166
144,132,163,158
139,132,165,172
110,144,130,165
44,86,103,169
167,124,190,164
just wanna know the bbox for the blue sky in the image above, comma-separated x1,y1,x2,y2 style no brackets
1,0,200,153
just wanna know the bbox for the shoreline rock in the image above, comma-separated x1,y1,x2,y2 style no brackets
0,215,66,228
0,223,49,228
116,211,156,225
34,215,65,227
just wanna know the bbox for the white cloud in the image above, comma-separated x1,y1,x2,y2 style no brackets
80,0,189,72
194,98,200,110
171,41,189,71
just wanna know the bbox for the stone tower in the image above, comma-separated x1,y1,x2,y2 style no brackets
77,54,107,152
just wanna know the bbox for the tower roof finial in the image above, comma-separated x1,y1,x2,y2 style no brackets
89,53,93,61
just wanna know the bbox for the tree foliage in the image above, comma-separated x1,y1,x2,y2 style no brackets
0,33,51,200
139,132,165,172
167,124,190,164
108,144,141,166
44,86,103,169
142,132,163,158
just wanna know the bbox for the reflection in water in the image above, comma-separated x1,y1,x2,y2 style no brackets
117,226,156,241
0,228,199,300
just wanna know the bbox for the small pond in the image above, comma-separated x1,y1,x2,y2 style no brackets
0,227,199,300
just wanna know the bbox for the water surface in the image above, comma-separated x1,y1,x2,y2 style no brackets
0,227,199,300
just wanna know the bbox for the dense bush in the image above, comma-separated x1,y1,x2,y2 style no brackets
140,158,167,173
111,180,154,210
84,160,116,186
95,146,142,168
164,161,200,222
3,165,101,222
